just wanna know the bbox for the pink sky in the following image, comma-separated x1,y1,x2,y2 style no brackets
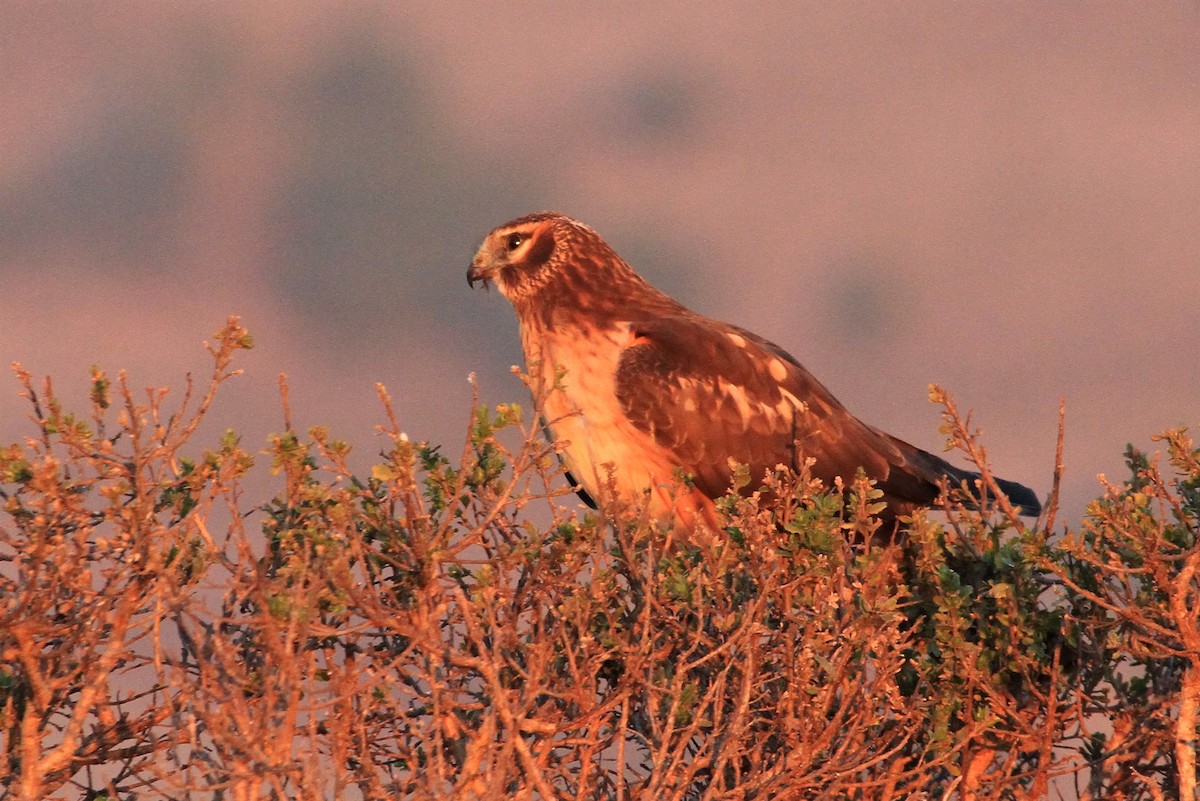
2,3,1198,523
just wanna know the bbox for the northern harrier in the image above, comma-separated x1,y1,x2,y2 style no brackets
467,211,1041,532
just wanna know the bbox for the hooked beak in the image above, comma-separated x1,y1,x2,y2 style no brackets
466,262,492,290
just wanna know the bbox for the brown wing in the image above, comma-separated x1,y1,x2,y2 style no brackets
614,315,945,505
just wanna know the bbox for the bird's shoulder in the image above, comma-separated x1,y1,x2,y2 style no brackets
613,313,839,418
612,313,929,500
610,314,822,495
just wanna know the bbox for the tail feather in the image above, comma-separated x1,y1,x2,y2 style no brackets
943,463,1042,517
884,433,1043,518
989,474,1043,516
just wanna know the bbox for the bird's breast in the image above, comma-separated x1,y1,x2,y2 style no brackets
519,321,677,507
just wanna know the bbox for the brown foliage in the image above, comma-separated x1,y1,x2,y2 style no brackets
1,319,1196,800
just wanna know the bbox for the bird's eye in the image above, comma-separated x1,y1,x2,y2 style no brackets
506,233,525,251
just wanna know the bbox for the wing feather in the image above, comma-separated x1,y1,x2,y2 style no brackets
614,315,945,505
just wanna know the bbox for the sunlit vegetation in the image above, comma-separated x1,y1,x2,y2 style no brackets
1,319,1196,800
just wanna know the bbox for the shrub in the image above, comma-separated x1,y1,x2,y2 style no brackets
1,319,1196,800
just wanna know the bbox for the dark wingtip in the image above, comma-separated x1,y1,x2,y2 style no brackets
563,468,598,509
994,477,1043,517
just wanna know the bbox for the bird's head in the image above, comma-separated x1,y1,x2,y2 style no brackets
466,211,585,302
468,212,681,321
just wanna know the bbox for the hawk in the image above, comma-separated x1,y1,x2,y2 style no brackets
467,211,1041,532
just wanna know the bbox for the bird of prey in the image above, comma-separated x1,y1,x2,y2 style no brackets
467,211,1041,532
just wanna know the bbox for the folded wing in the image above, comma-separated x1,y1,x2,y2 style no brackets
613,315,961,510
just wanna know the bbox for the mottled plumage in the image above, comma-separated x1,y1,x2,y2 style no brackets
467,211,1041,531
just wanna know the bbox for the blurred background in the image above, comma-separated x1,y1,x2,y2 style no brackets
1,3,1197,522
